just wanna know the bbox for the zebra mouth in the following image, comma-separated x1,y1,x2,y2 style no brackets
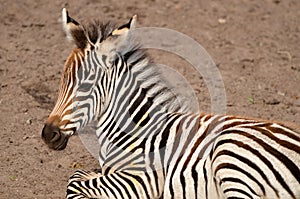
47,132,69,151
54,136,69,150
46,132,69,151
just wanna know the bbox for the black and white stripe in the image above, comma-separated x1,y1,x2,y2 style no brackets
43,9,300,199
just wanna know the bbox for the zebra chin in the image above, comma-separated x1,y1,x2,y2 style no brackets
41,124,70,151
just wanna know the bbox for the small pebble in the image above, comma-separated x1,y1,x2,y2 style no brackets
218,18,226,24
277,91,285,96
23,136,29,140
265,99,280,105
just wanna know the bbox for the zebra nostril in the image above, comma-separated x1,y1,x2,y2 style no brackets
50,131,61,142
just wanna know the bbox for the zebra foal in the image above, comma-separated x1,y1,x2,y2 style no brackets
41,8,300,199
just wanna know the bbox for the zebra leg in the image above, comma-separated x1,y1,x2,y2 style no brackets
66,170,155,199
67,170,103,199
68,170,103,183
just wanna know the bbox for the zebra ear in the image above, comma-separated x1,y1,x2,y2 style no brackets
62,8,87,49
112,15,137,36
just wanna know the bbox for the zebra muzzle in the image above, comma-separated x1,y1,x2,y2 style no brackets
41,124,69,150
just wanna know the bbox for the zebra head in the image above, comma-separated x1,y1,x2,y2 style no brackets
42,8,138,150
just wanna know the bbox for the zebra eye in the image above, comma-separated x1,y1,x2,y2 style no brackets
91,67,94,73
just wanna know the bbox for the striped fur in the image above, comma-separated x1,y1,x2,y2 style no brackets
42,9,300,199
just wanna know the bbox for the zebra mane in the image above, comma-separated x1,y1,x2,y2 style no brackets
83,20,117,45
77,19,191,114
79,20,143,62
68,20,117,49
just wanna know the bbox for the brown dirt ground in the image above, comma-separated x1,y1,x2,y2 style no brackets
0,0,299,198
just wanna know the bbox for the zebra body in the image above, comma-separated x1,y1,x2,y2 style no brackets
41,9,300,199
68,113,300,199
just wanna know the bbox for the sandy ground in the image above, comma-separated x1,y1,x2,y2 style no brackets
0,0,299,198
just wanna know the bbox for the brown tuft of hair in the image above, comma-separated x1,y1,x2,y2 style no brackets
70,28,88,49
68,20,117,49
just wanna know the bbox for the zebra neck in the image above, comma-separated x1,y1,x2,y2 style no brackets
96,59,187,151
